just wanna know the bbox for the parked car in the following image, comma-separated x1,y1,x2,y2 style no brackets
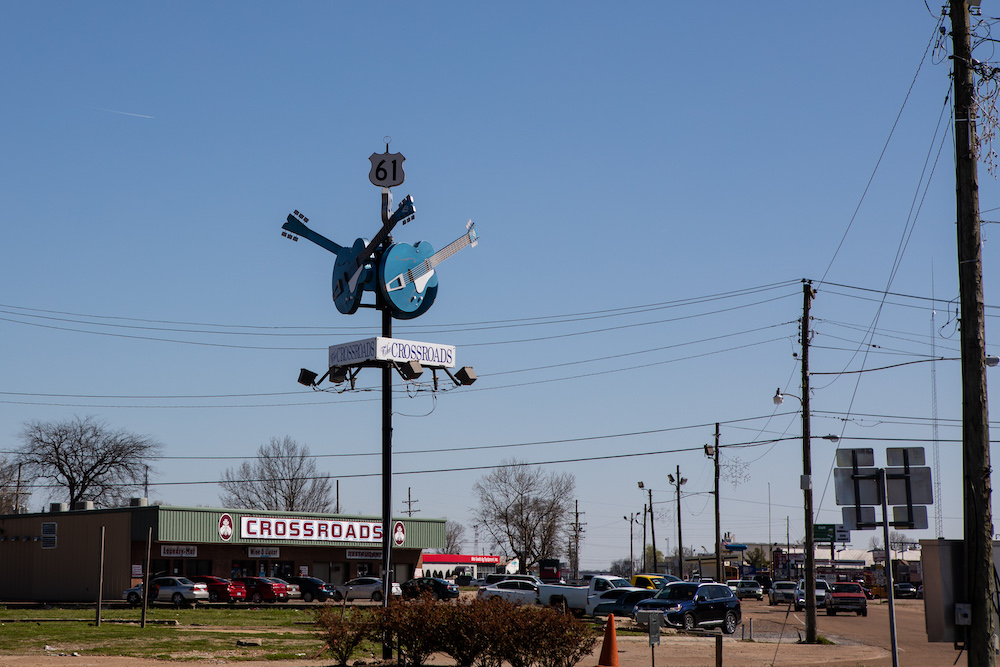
630,573,679,589
635,581,740,633
476,579,539,605
455,574,475,586
401,577,461,600
735,580,764,600
725,580,740,595
827,582,868,616
269,577,300,600
917,584,924,599
794,579,831,611
857,582,874,599
234,576,288,603
286,576,337,603
894,582,919,599
482,573,544,586
768,580,797,605
189,575,246,603
123,576,209,606
592,589,656,616
753,573,773,593
333,577,390,602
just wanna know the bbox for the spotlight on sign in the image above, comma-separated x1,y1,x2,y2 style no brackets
444,366,476,386
396,360,424,381
330,366,349,384
297,368,319,387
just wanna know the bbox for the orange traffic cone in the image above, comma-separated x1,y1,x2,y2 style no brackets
597,614,619,667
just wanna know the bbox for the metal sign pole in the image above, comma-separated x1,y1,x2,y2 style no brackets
379,199,394,662
879,469,899,667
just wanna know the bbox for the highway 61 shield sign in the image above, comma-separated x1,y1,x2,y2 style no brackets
369,152,405,188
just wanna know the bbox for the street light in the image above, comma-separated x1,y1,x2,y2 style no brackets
771,384,819,643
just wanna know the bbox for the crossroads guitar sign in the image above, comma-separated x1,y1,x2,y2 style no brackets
281,148,478,320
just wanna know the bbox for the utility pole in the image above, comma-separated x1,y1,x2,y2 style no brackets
641,504,648,572
649,489,657,573
569,501,585,582
403,487,420,517
801,279,818,644
950,2,997,665
713,424,722,583
669,466,687,579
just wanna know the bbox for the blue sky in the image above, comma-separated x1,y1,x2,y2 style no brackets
2,2,996,570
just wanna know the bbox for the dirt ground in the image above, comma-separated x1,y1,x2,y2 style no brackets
0,598,967,667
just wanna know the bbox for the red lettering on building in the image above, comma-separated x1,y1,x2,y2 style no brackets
318,523,329,538
260,520,271,536
303,522,314,537
275,520,286,536
289,521,300,537
345,524,357,539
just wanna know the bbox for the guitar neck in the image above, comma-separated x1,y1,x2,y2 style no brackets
283,216,344,255
409,232,475,280
353,197,415,270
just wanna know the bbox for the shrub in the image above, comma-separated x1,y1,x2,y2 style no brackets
313,606,378,666
436,597,512,667
381,595,451,667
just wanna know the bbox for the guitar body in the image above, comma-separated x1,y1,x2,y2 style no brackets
332,238,376,315
378,241,439,319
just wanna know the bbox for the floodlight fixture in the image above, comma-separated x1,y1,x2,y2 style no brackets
330,366,349,384
298,368,319,387
442,366,476,386
396,360,424,381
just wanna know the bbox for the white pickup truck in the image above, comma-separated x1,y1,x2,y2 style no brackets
535,575,641,616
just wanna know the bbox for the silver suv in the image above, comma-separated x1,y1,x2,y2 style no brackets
794,578,830,611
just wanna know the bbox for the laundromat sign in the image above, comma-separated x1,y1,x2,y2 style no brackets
241,516,383,542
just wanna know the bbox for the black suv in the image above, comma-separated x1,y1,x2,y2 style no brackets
634,582,741,633
285,576,336,602
401,577,460,600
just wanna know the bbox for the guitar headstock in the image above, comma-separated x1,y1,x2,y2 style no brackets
466,219,478,248
391,195,416,226
281,210,309,242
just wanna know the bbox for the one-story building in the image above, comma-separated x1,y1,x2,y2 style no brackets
0,500,445,602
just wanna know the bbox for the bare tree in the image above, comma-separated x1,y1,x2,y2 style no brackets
17,415,161,508
0,456,19,513
472,460,574,573
445,520,466,553
219,436,332,512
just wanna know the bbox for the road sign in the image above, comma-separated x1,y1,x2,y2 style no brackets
814,524,848,542
842,506,876,531
369,151,406,188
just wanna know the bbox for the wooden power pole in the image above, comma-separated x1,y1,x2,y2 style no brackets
950,2,997,665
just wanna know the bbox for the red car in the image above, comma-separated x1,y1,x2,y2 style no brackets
827,582,868,616
234,576,288,603
190,576,247,603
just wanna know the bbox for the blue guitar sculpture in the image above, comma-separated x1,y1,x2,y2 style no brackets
332,194,415,315
280,195,415,314
378,220,478,319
